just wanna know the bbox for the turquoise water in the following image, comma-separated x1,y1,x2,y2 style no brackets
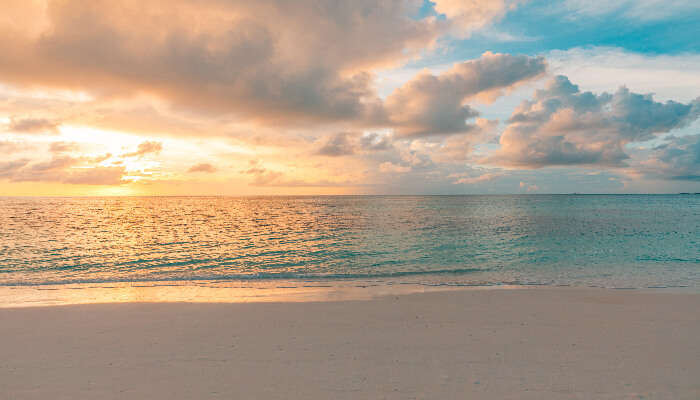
0,195,699,288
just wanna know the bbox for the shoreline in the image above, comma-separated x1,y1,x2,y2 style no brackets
0,279,526,308
2,287,699,398
1,278,697,308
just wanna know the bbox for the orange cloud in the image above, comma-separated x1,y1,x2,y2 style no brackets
188,163,217,173
433,0,523,37
6,117,59,134
0,0,439,125
122,141,163,158
0,154,127,185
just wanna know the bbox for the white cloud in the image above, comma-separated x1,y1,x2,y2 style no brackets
385,52,546,137
548,47,700,102
564,0,700,21
491,75,700,168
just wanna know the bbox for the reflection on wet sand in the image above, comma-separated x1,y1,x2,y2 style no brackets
0,280,528,308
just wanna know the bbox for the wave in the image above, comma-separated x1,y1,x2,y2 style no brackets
0,267,489,287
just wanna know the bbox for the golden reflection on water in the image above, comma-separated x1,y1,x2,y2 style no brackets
0,281,521,308
5,196,696,294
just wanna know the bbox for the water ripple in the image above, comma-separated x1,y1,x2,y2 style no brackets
0,195,698,288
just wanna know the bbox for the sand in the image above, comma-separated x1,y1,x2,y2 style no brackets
1,287,699,399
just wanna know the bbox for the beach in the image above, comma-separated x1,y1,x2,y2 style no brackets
2,287,698,399
3,0,699,397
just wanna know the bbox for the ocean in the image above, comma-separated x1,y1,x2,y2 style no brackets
1,195,699,289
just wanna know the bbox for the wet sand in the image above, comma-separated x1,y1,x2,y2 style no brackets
1,287,698,399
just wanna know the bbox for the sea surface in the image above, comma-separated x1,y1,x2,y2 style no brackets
1,195,699,289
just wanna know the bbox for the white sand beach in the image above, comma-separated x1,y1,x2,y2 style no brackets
1,287,699,399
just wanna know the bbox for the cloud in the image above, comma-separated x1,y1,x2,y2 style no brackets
519,181,539,192
0,0,440,125
4,2,695,194
315,131,394,157
28,156,78,173
0,141,30,153
359,132,393,151
316,132,357,157
61,167,128,185
385,52,546,138
435,118,499,162
379,161,411,173
432,0,523,37
188,163,217,173
0,155,127,184
49,142,79,153
122,141,162,158
451,171,504,184
0,159,30,178
0,2,540,135
639,134,700,181
87,153,112,163
241,161,284,186
547,47,700,103
5,117,59,134
563,0,700,21
491,75,700,168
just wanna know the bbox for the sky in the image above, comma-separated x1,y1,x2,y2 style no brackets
1,0,699,195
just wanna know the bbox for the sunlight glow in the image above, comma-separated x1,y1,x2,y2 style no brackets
58,125,144,152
